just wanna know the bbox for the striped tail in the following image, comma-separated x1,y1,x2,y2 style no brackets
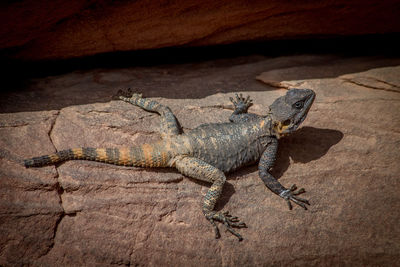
24,142,173,168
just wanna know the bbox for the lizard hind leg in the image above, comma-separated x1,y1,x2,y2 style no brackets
173,156,246,241
118,90,181,138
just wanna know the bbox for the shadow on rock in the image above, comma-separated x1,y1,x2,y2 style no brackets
271,126,343,179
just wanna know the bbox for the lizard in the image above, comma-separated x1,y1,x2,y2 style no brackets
24,88,315,241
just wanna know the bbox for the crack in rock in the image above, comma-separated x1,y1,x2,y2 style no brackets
37,110,69,260
341,77,400,93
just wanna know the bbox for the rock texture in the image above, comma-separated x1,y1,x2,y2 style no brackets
2,54,400,113
1,0,400,60
1,58,400,266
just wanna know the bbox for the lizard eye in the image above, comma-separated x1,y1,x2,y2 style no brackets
294,101,304,109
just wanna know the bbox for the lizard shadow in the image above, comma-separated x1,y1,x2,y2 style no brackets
210,126,343,210
270,126,343,179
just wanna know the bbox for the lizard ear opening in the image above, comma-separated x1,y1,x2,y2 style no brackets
282,119,291,126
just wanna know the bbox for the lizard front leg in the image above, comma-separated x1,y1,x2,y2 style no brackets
173,156,246,241
259,138,310,210
229,93,260,123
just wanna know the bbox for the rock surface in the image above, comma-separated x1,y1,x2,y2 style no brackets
1,58,400,266
1,0,400,60
2,54,400,113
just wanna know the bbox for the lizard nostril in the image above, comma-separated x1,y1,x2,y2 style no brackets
282,119,291,126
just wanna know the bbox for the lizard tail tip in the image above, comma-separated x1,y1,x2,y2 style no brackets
24,158,43,168
23,159,34,168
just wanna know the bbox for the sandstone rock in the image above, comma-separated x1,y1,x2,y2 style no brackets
0,111,63,266
1,61,399,265
2,54,400,113
256,57,400,88
1,1,400,60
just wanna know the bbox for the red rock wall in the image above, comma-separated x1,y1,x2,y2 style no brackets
1,0,400,60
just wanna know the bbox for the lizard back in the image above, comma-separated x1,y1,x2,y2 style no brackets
184,118,271,173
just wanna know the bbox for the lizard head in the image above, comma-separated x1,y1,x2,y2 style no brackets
269,88,315,138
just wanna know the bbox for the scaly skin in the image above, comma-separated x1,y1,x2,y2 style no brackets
24,89,315,241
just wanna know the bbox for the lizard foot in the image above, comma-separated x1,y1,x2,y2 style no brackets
230,93,253,112
206,211,247,241
280,184,310,210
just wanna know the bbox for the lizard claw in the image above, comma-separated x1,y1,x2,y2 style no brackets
230,93,253,112
280,184,310,210
206,211,247,241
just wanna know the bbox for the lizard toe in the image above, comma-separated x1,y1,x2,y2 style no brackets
206,211,246,241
